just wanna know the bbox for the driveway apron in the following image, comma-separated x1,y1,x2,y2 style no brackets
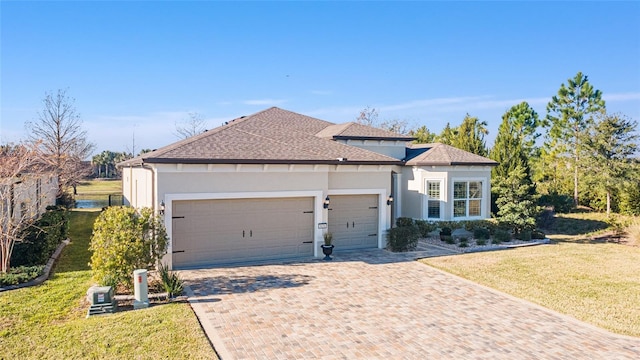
180,249,640,360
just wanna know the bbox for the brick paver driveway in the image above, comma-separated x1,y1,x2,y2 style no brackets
180,248,640,359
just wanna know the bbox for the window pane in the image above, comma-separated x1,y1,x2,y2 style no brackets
427,182,440,199
469,182,482,198
453,200,466,217
428,200,440,218
454,182,467,199
469,200,481,216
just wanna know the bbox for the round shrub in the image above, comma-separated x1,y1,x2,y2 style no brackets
395,217,415,228
473,227,490,240
492,229,512,244
387,226,420,252
90,206,168,289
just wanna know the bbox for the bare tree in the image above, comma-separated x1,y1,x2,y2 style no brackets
0,143,47,273
355,107,413,135
26,89,95,197
174,112,207,139
355,106,379,127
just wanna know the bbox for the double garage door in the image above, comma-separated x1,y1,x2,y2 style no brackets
171,195,379,268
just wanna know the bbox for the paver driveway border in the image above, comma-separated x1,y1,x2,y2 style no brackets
181,248,640,359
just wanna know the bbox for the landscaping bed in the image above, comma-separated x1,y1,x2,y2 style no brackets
419,235,550,253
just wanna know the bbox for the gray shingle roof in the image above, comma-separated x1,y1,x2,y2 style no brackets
404,143,498,166
316,122,414,141
119,107,406,166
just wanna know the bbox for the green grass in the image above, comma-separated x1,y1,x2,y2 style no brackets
422,213,640,337
0,210,216,359
76,180,122,195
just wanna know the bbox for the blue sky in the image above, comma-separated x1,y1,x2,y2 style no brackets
2,1,639,155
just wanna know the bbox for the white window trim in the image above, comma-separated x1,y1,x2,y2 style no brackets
450,177,488,220
423,178,445,220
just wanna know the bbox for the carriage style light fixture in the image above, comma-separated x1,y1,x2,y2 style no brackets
323,196,330,209
159,200,165,215
387,195,394,206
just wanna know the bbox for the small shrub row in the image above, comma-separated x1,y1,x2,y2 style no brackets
0,265,44,286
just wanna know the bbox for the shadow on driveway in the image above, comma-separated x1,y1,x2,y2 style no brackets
184,273,314,295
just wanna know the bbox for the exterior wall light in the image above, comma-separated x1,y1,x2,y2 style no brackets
159,200,165,215
323,196,330,209
387,195,394,206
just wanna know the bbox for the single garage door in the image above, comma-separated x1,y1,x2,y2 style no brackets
328,194,379,250
172,197,314,268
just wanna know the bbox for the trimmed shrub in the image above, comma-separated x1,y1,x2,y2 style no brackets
440,227,452,236
516,230,532,241
443,235,455,244
0,265,44,286
475,238,487,246
492,229,511,244
387,226,420,252
458,237,469,248
90,206,168,289
396,217,415,227
415,220,436,238
531,230,546,239
473,228,490,240
12,207,69,267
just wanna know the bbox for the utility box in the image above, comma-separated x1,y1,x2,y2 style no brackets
86,286,117,317
133,269,149,310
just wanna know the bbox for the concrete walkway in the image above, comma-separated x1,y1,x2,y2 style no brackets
180,248,640,359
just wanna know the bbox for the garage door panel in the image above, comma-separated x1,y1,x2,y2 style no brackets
172,197,314,267
328,195,379,250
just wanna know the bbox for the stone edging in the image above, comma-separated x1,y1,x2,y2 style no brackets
0,238,71,292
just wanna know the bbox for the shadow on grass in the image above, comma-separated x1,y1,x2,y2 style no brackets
546,216,609,236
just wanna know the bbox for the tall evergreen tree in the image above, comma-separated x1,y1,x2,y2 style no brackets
490,102,541,179
437,122,456,145
545,72,605,206
494,165,539,236
410,125,436,144
452,114,488,156
582,113,638,215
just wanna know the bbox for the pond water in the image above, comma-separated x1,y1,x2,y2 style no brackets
75,199,110,209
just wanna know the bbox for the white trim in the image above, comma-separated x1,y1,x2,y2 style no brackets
423,178,445,220
327,188,388,249
163,190,324,269
450,177,489,220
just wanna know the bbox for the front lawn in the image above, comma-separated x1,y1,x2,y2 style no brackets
0,209,216,359
422,214,640,337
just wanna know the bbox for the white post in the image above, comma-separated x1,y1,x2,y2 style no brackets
133,269,149,309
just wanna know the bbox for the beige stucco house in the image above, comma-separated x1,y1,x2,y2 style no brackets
119,107,496,268
1,173,58,224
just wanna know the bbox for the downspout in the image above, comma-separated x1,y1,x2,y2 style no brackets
140,162,155,213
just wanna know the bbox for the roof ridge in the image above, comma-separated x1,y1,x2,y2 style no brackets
135,107,281,160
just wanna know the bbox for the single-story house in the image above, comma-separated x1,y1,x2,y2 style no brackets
118,107,497,268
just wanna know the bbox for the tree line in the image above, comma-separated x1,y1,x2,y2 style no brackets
356,72,639,217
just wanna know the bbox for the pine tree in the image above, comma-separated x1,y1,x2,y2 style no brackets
582,113,638,215
490,102,541,179
494,165,539,236
545,72,605,206
452,114,488,156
